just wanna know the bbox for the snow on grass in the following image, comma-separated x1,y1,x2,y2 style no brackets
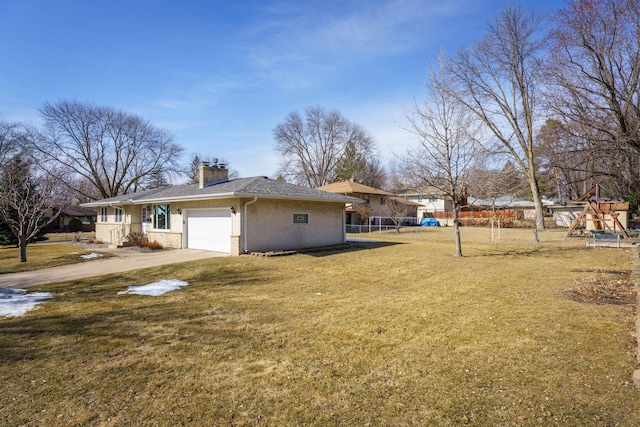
0,288,53,317
80,253,103,259
118,279,189,296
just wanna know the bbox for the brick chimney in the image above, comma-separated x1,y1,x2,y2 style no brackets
199,161,229,188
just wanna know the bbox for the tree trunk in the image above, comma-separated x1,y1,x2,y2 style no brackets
18,236,27,262
453,206,462,257
528,172,545,232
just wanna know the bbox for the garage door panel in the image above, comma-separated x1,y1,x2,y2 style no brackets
187,210,231,253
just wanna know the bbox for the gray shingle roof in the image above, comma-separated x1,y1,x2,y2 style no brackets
82,177,359,206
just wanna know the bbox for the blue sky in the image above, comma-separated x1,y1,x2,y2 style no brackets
0,0,564,179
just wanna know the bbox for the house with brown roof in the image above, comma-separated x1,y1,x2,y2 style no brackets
82,164,359,255
316,180,401,228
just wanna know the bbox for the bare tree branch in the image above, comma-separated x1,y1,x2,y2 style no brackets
403,55,482,256
447,4,547,231
33,100,184,200
273,106,377,187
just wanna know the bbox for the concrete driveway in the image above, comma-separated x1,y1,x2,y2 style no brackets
0,248,227,289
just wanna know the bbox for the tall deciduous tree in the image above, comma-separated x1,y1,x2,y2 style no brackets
547,0,640,194
0,120,20,168
536,119,600,201
0,155,67,262
447,4,547,232
35,100,184,200
403,58,481,257
273,105,377,187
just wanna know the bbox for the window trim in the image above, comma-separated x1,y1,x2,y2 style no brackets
152,204,171,230
114,207,123,222
292,213,309,224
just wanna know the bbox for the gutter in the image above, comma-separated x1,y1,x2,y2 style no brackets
243,196,258,253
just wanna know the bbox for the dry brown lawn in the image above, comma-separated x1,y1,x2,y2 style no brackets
0,227,638,426
0,242,111,274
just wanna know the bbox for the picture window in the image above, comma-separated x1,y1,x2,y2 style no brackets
153,204,171,230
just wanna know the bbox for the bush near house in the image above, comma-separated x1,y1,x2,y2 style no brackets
68,217,84,232
125,231,163,251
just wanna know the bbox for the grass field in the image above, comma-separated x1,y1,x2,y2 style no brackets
0,241,111,274
0,227,638,426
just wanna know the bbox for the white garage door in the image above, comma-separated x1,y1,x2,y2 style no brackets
186,209,232,253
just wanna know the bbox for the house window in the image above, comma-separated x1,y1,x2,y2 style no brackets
114,207,123,222
360,194,370,203
100,207,107,222
428,196,438,202
293,213,309,224
153,204,171,230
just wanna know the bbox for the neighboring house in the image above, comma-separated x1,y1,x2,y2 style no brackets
82,164,358,255
394,188,453,223
316,180,392,225
468,196,538,221
51,207,97,232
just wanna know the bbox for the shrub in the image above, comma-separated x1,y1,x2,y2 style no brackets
68,217,84,232
125,232,146,246
140,240,163,251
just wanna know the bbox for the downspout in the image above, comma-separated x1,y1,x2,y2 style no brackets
343,207,346,243
243,196,258,253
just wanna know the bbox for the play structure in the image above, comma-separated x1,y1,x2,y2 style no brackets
563,184,630,239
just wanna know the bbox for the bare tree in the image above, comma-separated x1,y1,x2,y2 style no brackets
35,100,184,200
379,196,415,233
273,105,377,187
0,155,68,262
403,57,481,256
535,119,600,200
447,4,547,233
546,0,640,194
468,160,529,208
0,120,20,168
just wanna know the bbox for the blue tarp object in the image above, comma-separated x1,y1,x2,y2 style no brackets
420,218,440,227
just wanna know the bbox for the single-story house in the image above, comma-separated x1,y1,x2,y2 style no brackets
53,206,97,232
467,196,538,221
82,164,359,255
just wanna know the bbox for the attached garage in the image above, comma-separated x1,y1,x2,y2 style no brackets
185,209,232,253
85,164,359,255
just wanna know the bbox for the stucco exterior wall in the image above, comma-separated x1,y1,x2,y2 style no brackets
94,206,136,246
244,199,344,253
94,198,345,254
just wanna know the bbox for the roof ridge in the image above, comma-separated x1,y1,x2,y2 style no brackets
232,175,268,192
126,185,173,201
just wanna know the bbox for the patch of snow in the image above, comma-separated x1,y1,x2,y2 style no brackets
118,279,189,296
80,253,103,259
0,288,53,317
